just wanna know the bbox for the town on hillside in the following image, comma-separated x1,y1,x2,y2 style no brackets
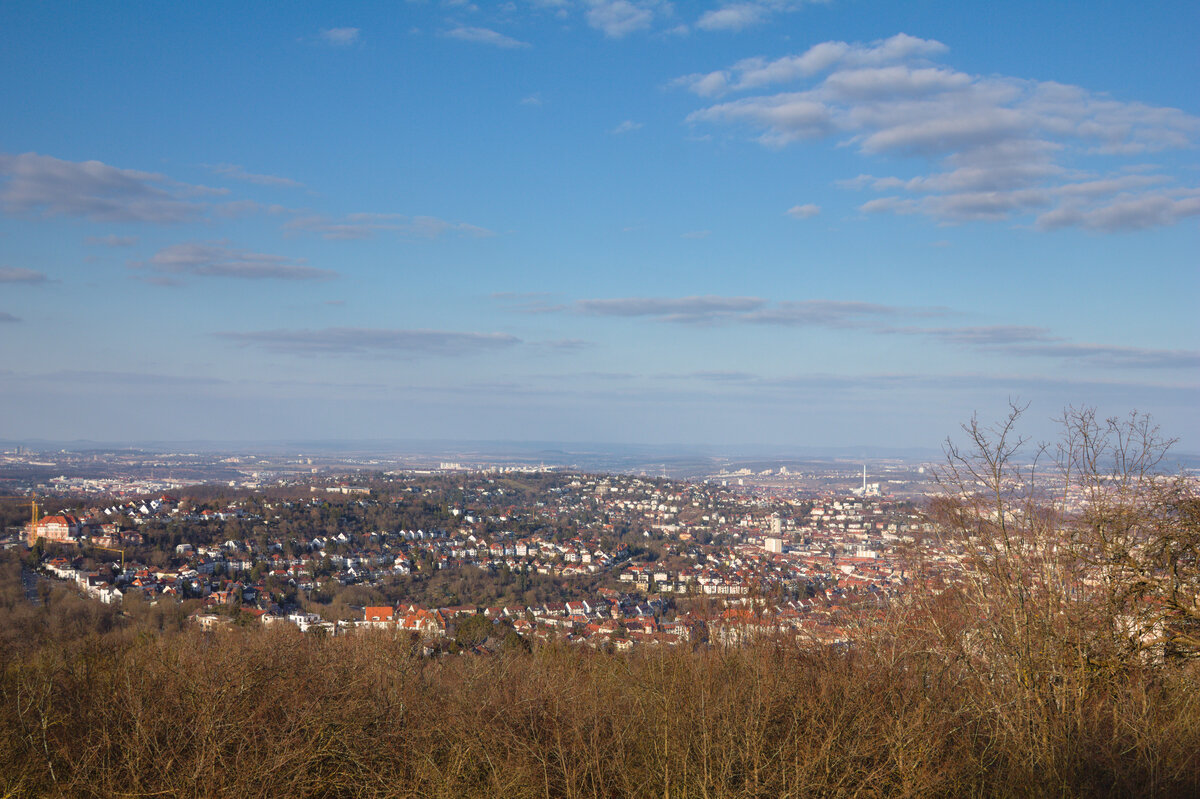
3,461,958,651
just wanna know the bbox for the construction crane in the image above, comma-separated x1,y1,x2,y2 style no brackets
25,499,40,546
90,546,126,571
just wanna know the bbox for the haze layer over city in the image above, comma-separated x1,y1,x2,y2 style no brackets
1,0,1196,453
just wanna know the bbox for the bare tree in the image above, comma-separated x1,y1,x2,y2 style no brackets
929,402,1198,693
1055,407,1200,663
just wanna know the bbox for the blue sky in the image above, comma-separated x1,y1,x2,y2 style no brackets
1,0,1197,450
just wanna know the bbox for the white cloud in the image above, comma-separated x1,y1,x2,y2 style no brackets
492,292,567,315
285,212,494,240
213,199,262,218
1007,342,1200,369
572,295,943,326
926,189,1051,221
1036,190,1200,232
879,323,1200,369
208,163,303,189
136,242,337,282
534,338,595,351
859,197,918,215
611,119,643,134
320,27,360,46
0,152,208,223
696,2,827,34
412,215,493,238
857,108,1029,156
84,234,139,247
689,93,834,145
0,267,49,283
446,26,530,48
785,203,820,219
822,65,971,101
217,327,521,357
585,0,658,37
680,34,1200,231
745,299,942,326
674,70,730,97
904,325,1055,346
697,3,770,31
578,295,765,323
676,34,945,97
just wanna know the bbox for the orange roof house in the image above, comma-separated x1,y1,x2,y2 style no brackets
363,606,395,623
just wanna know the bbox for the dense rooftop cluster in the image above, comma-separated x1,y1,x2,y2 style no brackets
5,467,956,650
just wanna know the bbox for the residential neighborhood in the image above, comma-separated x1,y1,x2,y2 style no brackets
8,466,959,651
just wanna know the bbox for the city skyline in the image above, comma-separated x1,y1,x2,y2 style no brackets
1,0,1197,449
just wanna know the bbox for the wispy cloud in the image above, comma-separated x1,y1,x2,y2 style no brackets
533,338,595,351
285,212,494,240
676,34,950,97
898,324,1056,346
446,26,530,48
577,295,766,323
697,2,777,32
785,203,820,219
212,199,263,219
611,119,644,134
748,299,943,326
888,324,1200,369
670,369,759,382
208,163,304,189
217,327,521,357
320,27,360,47
693,2,825,33
0,267,48,284
536,1,815,40
1034,189,1200,232
84,234,138,247
556,293,1196,371
586,0,660,38
671,369,1199,403
0,152,212,224
574,295,944,326
135,241,336,282
46,370,227,388
0,311,19,323
1006,342,1200,369
679,34,1200,232
492,292,567,314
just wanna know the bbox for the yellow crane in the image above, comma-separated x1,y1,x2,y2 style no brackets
25,499,40,546
91,546,126,571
